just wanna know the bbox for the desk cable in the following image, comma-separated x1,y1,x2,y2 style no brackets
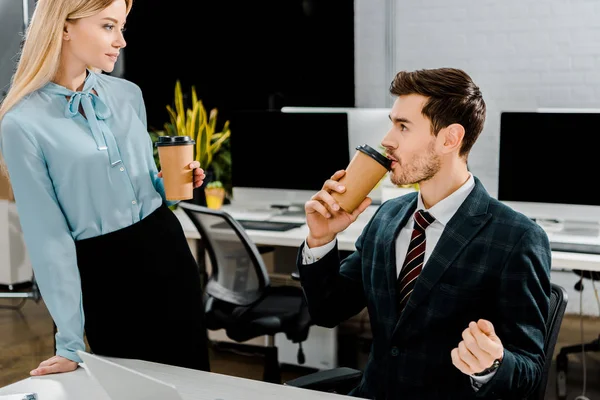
574,271,600,400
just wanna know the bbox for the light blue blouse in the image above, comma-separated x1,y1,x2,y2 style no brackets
0,70,176,363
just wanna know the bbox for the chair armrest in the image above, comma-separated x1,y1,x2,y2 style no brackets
284,367,363,393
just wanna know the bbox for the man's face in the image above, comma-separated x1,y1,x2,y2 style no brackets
63,0,127,73
381,94,441,187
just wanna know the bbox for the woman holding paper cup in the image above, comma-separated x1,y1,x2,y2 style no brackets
0,0,210,376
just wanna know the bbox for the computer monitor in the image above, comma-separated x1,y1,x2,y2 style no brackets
281,106,393,154
229,110,350,207
498,110,600,233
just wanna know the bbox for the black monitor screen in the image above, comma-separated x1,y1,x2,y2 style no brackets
498,111,600,206
229,111,350,191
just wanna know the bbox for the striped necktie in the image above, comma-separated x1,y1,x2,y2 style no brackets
396,209,436,315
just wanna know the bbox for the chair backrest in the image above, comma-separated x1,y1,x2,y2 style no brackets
533,282,568,400
178,202,271,307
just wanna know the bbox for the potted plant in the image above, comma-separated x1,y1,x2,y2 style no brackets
204,180,226,210
150,80,232,204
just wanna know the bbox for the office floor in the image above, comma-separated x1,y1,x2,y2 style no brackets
1,298,599,400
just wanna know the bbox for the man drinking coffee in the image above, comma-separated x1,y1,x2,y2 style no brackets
296,67,551,400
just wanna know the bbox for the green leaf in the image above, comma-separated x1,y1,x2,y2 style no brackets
206,180,223,189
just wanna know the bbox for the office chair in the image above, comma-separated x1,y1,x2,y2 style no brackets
536,282,568,400
556,270,600,400
177,202,312,384
285,282,568,400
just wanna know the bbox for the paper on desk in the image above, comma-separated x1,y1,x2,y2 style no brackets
0,394,37,400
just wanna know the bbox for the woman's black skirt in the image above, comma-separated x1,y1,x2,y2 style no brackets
75,203,209,371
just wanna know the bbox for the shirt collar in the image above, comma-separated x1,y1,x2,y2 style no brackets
42,68,96,96
39,69,120,167
416,172,475,227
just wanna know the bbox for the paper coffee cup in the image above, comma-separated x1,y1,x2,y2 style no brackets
331,144,392,213
156,136,196,201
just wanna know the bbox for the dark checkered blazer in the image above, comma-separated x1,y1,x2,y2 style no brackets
297,176,551,400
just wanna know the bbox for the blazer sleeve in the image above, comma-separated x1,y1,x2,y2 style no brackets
476,225,551,399
0,114,86,363
296,219,375,328
135,87,179,208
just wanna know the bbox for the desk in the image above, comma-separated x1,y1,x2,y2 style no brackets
0,358,350,399
173,205,600,272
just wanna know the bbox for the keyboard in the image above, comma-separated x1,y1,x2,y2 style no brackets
237,220,304,231
550,241,600,255
210,219,305,232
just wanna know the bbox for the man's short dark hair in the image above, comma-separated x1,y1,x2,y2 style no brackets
389,68,486,158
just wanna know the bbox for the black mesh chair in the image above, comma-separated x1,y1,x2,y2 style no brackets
536,282,568,400
178,202,312,383
556,270,599,399
285,282,568,400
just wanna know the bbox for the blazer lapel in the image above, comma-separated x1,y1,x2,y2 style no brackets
393,178,493,331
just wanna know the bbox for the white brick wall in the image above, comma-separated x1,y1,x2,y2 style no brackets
357,0,600,194
354,0,391,108
355,0,600,315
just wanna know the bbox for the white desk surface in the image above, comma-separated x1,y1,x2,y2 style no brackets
173,205,600,272
0,358,351,400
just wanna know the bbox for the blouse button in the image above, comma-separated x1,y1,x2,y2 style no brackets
119,166,125,171
131,200,137,205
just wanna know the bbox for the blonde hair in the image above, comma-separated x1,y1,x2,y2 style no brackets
0,0,132,176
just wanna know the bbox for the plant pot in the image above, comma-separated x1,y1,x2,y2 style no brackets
205,188,226,210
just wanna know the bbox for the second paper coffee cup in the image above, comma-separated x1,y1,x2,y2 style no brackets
331,144,392,213
156,136,196,201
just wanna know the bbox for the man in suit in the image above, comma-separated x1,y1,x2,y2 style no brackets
297,67,551,399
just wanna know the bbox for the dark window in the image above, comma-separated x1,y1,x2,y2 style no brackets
123,0,355,131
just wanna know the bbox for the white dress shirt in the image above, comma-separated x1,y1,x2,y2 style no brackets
301,173,496,387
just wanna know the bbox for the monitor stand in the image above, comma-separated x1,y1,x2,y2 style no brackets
535,218,600,238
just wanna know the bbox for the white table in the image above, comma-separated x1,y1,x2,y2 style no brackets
0,358,351,400
174,205,600,272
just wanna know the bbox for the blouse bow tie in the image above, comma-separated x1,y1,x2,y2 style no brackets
41,71,121,167
64,90,112,121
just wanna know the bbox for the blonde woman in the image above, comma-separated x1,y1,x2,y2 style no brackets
0,0,210,376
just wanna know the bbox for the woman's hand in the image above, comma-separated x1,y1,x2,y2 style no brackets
157,161,206,188
188,161,206,188
30,355,79,376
